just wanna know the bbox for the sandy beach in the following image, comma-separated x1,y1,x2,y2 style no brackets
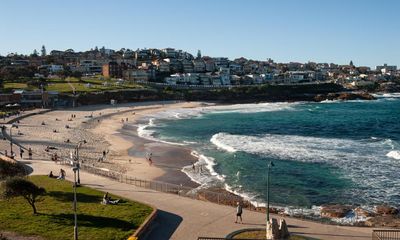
6,101,205,187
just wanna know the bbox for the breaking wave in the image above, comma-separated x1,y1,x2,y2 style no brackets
210,132,400,205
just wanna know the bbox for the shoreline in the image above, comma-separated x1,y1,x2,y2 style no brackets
89,101,206,187
7,98,400,227
107,98,400,227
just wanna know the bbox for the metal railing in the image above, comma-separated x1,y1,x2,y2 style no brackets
372,229,400,240
58,160,252,209
58,160,382,227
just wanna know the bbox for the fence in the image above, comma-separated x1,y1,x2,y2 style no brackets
372,229,400,240
58,160,374,227
59,160,253,209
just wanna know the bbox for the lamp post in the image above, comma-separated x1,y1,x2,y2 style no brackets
9,124,18,158
72,166,79,240
266,161,274,239
74,140,86,185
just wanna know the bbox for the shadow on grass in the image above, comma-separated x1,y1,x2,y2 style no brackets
45,213,136,231
47,191,102,203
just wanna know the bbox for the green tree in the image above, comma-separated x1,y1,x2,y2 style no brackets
0,160,26,180
2,178,46,214
31,49,39,57
41,45,47,57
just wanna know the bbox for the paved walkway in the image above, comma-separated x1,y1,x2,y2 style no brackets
0,108,50,125
24,159,373,240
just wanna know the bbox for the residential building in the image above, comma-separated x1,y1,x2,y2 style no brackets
193,59,206,72
162,48,178,58
38,64,64,74
229,63,243,75
376,64,397,74
182,60,194,73
199,74,211,85
123,69,149,82
205,60,215,72
102,61,124,78
79,60,103,74
230,75,241,85
211,75,221,86
164,58,182,72
154,60,170,73
213,57,229,68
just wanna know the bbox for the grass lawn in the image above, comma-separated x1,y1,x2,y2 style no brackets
232,229,320,240
0,175,153,240
2,77,144,94
46,80,143,93
3,82,28,89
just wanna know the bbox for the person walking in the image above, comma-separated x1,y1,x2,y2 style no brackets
28,148,32,159
235,202,243,223
19,147,24,159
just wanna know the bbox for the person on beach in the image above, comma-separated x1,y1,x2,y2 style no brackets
28,148,32,159
48,171,55,178
235,202,243,224
192,162,195,172
19,147,24,159
148,156,153,166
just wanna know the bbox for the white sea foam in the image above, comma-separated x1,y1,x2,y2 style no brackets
386,150,400,160
373,93,400,98
210,133,237,152
136,102,299,149
181,151,225,189
137,118,186,146
209,132,400,206
320,99,341,103
141,102,299,122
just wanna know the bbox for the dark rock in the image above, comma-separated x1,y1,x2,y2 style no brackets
375,205,399,215
355,207,374,218
321,205,352,218
365,215,400,227
314,92,376,102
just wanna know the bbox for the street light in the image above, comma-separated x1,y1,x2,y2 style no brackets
74,140,86,185
266,161,274,239
9,124,18,158
72,166,79,240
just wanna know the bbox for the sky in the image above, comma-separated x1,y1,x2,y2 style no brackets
0,0,399,67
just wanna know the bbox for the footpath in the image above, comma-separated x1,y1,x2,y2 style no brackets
24,159,372,240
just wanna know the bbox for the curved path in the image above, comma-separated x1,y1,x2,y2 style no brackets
24,159,372,240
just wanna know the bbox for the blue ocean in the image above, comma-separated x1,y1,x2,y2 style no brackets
138,94,400,212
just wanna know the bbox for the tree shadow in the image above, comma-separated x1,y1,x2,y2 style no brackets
144,210,183,240
47,191,102,203
46,213,136,230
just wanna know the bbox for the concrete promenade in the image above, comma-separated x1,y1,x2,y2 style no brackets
24,159,373,240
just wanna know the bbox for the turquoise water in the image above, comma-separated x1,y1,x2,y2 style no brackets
142,95,400,208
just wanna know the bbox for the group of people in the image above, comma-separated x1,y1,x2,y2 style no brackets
3,147,32,160
48,168,66,180
192,162,204,173
121,117,129,123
